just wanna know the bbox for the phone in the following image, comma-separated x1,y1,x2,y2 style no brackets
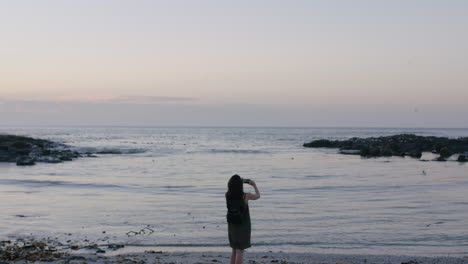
243,179,250,184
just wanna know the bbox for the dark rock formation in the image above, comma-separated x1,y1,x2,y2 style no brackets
0,134,81,166
0,239,65,262
457,154,467,162
303,139,336,148
303,134,468,161
16,156,36,166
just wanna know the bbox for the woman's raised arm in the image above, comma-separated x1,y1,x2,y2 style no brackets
246,180,260,200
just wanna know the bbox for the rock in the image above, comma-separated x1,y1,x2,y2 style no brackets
401,260,419,264
380,145,393,156
303,134,468,161
85,244,99,250
16,156,36,166
406,150,422,159
107,244,125,250
67,255,86,260
457,154,467,162
339,149,360,155
0,238,64,261
0,134,81,166
303,139,335,148
96,150,122,154
439,146,451,158
70,245,80,250
39,156,62,163
145,250,165,254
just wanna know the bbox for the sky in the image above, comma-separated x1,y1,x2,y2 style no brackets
1,0,467,127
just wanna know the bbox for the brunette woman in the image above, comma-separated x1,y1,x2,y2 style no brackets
225,174,261,264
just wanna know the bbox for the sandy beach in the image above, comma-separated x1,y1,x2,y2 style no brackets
10,250,468,264
2,238,467,264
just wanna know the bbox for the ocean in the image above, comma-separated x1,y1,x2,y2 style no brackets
0,126,467,256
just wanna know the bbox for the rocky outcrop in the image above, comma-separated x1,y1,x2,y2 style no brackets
0,134,81,166
457,154,467,162
303,134,468,161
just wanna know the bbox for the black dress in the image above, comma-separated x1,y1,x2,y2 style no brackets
227,197,251,250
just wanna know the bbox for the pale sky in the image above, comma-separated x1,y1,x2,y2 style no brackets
1,0,467,127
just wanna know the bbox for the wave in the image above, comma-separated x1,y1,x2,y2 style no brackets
207,149,268,154
0,179,123,189
0,179,197,193
110,240,468,248
73,146,146,154
161,185,194,189
273,185,405,192
305,174,344,179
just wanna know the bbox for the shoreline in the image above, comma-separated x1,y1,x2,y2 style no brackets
14,250,468,264
2,238,467,264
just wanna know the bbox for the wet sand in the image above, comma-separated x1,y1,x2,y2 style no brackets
12,250,468,264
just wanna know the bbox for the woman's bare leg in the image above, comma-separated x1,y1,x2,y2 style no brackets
230,248,236,264
235,249,244,264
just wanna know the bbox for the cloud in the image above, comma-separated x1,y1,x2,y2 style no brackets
0,95,196,105
0,95,197,117
103,95,195,104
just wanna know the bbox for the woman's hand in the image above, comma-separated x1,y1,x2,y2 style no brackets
246,179,260,200
248,180,256,187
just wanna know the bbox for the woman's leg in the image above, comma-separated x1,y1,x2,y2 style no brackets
230,248,236,264
235,249,244,264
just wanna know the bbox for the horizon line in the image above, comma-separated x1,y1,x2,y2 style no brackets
2,125,468,130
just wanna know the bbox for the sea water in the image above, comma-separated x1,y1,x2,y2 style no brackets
0,126,467,256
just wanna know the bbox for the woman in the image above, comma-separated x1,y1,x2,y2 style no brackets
225,174,261,264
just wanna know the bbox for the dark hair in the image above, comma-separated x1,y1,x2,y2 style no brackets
225,174,244,200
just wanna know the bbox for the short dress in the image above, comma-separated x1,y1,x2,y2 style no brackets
227,196,251,250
